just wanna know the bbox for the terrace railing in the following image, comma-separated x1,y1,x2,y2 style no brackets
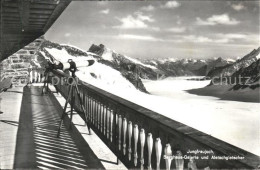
51,70,260,169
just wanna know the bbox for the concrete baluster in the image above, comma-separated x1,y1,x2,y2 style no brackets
128,121,132,160
133,124,139,166
140,129,145,170
164,144,172,170
175,151,184,170
187,158,198,170
147,133,153,170
122,118,127,155
155,138,162,170
118,115,122,150
110,110,113,142
106,107,110,139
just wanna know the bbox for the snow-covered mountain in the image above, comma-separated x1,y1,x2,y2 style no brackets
207,47,260,77
230,59,260,89
88,44,236,78
88,44,162,80
38,40,149,93
142,57,235,77
35,39,260,93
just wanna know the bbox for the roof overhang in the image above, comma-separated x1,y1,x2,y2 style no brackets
0,0,71,61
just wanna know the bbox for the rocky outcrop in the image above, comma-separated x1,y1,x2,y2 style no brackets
38,42,150,93
207,47,260,77
230,59,260,90
88,44,164,92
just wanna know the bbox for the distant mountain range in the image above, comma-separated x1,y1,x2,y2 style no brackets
4,36,257,92
88,44,260,80
87,44,260,91
142,57,235,77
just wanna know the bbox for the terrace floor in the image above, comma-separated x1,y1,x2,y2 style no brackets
0,86,125,169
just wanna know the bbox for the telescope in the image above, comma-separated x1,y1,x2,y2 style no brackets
47,59,95,73
42,58,95,95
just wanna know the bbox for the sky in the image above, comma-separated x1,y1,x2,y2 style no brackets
45,1,260,59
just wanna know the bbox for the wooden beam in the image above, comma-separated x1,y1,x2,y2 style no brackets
30,0,61,5
18,0,30,31
3,1,19,8
29,18,48,22
3,21,20,25
3,7,19,13
29,21,46,24
29,15,50,19
1,0,69,61
3,18,20,22
2,13,19,17
43,0,71,32
30,10,53,15
2,16,20,20
30,4,56,10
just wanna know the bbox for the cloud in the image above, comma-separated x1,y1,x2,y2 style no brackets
196,14,240,26
140,5,155,11
97,1,108,5
181,35,231,43
217,33,247,39
231,3,245,11
100,9,110,14
134,12,154,22
117,34,160,41
64,33,71,37
167,27,186,33
181,33,250,44
113,12,157,29
161,1,180,9
184,35,213,43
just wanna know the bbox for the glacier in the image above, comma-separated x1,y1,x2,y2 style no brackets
40,45,260,156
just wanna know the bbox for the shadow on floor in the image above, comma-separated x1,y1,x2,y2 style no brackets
0,120,19,126
14,86,104,169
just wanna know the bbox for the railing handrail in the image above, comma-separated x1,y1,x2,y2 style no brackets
51,69,260,169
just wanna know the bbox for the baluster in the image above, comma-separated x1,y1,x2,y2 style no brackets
155,138,162,170
140,129,145,170
96,100,100,130
94,98,97,128
98,100,101,131
91,98,94,124
187,158,198,170
110,109,113,142
103,104,107,135
147,133,153,170
128,121,133,161
115,111,118,125
175,151,184,170
95,99,98,128
164,144,173,170
98,101,102,130
91,98,94,125
122,118,127,155
85,94,89,122
99,103,103,133
107,108,110,139
118,115,122,150
89,97,92,124
90,97,93,124
92,98,95,125
133,124,139,166
85,94,89,123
